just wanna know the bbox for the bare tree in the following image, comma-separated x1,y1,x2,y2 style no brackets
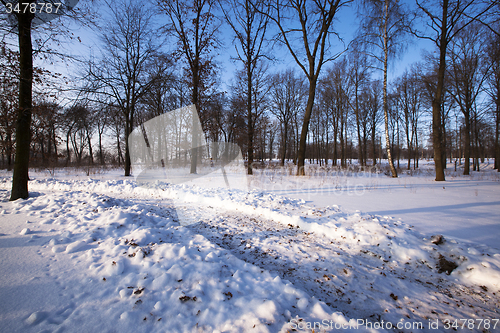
270,69,306,166
320,59,351,167
159,0,221,174
260,0,351,175
0,42,18,170
221,0,269,174
0,0,92,199
447,23,488,175
358,82,376,165
86,0,165,176
347,45,370,167
367,80,382,165
3,1,35,199
485,26,500,171
95,103,110,165
31,100,60,166
413,0,495,181
394,66,423,170
357,0,410,177
63,104,89,165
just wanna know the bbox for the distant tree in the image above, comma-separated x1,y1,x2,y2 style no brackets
358,84,374,165
139,56,176,121
228,88,250,152
367,80,382,165
86,0,165,176
448,23,489,175
31,101,61,166
347,45,370,167
1,39,66,171
95,103,110,165
0,43,18,170
159,0,221,174
394,67,423,170
220,0,269,174
320,59,351,167
63,104,87,165
270,69,306,166
485,26,500,171
109,104,125,166
260,0,351,175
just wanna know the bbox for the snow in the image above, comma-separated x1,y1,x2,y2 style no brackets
0,162,499,332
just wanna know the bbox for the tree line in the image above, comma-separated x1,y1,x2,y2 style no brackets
1,0,499,200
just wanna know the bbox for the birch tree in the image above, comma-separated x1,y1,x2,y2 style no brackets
357,0,409,177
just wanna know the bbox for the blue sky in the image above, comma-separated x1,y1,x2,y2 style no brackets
36,0,436,100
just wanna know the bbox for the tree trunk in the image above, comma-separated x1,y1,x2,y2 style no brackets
372,125,377,166
431,0,448,181
383,0,397,178
87,130,94,165
495,101,499,171
10,11,34,201
247,61,254,175
297,79,317,175
340,109,345,168
99,131,104,165
354,87,363,167
6,130,13,171
464,112,470,175
407,131,411,170
281,123,288,166
474,113,480,171
66,129,71,166
52,125,58,161
325,124,329,166
190,68,199,174
396,117,400,169
124,112,132,176
442,111,447,169
333,118,338,166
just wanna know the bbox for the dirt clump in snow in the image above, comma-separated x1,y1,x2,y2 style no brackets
437,254,458,274
430,234,445,245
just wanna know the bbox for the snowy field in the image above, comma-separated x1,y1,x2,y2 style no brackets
0,161,499,333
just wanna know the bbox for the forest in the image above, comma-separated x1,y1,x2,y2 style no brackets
0,0,499,199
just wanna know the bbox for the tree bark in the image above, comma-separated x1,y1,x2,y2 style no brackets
297,80,317,175
247,56,254,175
124,112,132,176
495,100,499,171
10,10,34,201
354,83,363,167
430,0,448,181
383,0,397,178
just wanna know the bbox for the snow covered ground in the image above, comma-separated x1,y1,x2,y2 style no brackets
250,160,500,251
0,162,499,333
